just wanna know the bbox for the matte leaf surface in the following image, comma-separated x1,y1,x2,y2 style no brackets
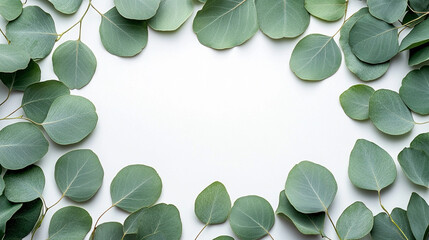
0,196,22,236
336,202,373,240
367,0,407,23
0,44,30,73
0,0,22,21
304,0,346,21
400,19,429,51
4,165,45,203
48,0,83,14
213,236,234,240
195,181,231,225
411,133,429,156
135,204,182,240
148,0,193,31
93,222,124,240
340,84,375,120
410,0,429,11
0,60,40,91
4,198,43,239
400,66,429,115
371,208,415,240
48,206,92,240
114,0,160,20
409,43,429,66
398,148,429,187
407,193,429,240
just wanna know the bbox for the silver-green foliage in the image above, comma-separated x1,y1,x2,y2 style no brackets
195,181,231,225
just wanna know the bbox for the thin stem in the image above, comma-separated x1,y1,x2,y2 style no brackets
399,11,429,29
322,236,332,240
0,28,10,44
90,3,104,16
378,191,409,240
0,115,42,125
90,204,115,239
1,105,22,119
266,232,275,240
57,0,92,41
415,120,429,125
194,224,208,240
331,2,351,39
325,209,342,240
0,89,12,107
46,194,65,211
31,197,48,240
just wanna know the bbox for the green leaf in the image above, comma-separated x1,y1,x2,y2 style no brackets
409,0,429,12
340,84,375,121
348,139,396,191
410,133,429,156
255,0,309,39
407,193,429,240
22,80,70,123
0,60,40,91
369,89,414,135
52,40,97,89
304,0,346,22
285,161,337,213
229,195,274,240
339,8,389,81
398,148,429,188
290,34,342,81
0,122,48,170
276,190,325,236
400,19,429,51
371,208,415,240
123,209,143,235
135,204,182,240
409,43,429,66
193,0,258,50
195,181,231,225
48,0,83,14
367,0,407,23
336,202,373,240
0,196,22,237
0,176,4,195
4,198,43,240
399,66,429,115
48,206,92,240
42,95,98,145
403,11,425,28
99,7,148,57
4,165,45,203
213,236,234,240
6,6,57,60
110,164,162,212
349,15,399,64
148,0,193,31
114,0,160,20
93,222,124,240
0,0,22,21
0,44,30,73
55,149,104,202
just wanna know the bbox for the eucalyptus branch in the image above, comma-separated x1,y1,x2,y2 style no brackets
90,204,116,239
399,11,429,29
325,209,342,240
332,1,351,39
194,224,208,240
0,28,10,44
56,0,92,41
0,88,12,107
0,115,42,125
378,191,409,240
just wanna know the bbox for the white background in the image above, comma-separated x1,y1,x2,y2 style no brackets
1,0,428,239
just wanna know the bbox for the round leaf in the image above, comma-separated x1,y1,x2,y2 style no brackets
0,60,41,91
114,0,160,20
407,193,429,240
195,181,231,225
290,34,342,81
110,164,162,212
285,161,337,213
135,204,182,240
229,195,274,240
0,44,30,73
369,89,414,135
193,0,258,50
48,206,92,240
349,15,399,64
336,202,373,240
410,0,429,12
256,0,310,39
411,133,429,156
400,66,429,115
0,122,48,170
93,222,124,240
213,236,234,240
409,43,429,66
367,0,407,23
22,80,70,123
4,198,43,239
52,40,97,89
400,19,429,51
55,149,104,202
4,165,45,203
339,8,389,81
371,208,416,240
6,6,57,60
349,139,396,191
0,0,22,21
398,148,429,188
99,7,148,57
0,196,22,236
42,95,98,145
340,84,375,121
48,0,83,14
148,0,193,31
304,0,346,22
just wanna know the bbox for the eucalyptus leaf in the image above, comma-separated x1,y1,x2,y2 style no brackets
336,202,373,240
0,60,40,91
55,149,104,202
367,0,407,23
48,206,92,240
0,122,48,170
213,236,234,240
304,0,346,22
48,0,83,14
22,80,70,123
409,0,429,12
410,133,429,156
0,176,4,195
42,95,98,145
148,0,193,31
349,139,396,191
369,89,414,135
123,209,143,236
229,195,274,240
0,196,22,236
398,148,429,188
93,222,123,240
400,19,429,51
340,84,375,120
99,7,148,57
407,192,429,240
255,0,309,39
114,0,160,20
0,44,30,73
110,164,162,212
285,161,337,214
195,181,231,225
349,15,399,64
339,8,389,81
4,198,43,239
399,66,429,115
0,0,22,21
6,6,57,60
290,34,341,81
371,208,415,240
403,11,425,28
409,43,429,66
193,0,258,50
52,40,97,89
135,204,182,240
276,190,325,236
4,165,45,203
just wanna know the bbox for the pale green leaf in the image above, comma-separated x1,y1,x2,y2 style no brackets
195,181,231,225
399,66,429,115
4,165,45,203
48,206,92,240
409,0,429,12
400,19,429,51
304,0,346,22
0,60,40,91
340,84,375,120
114,0,160,20
398,148,429,188
48,0,83,14
336,202,373,240
367,0,407,23
93,222,124,240
371,208,415,240
407,193,429,240
148,0,193,31
135,204,182,240
0,0,22,21
0,44,30,73
410,132,429,156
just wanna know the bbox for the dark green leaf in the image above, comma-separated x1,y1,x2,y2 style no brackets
4,198,43,239
135,204,182,240
336,202,373,240
398,148,429,187
410,133,429,156
399,66,429,115
48,206,92,240
93,222,123,240
4,165,45,203
371,208,415,240
407,193,429,240
409,43,429,66
0,196,22,237
409,0,429,12
400,19,429,51
0,60,40,91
